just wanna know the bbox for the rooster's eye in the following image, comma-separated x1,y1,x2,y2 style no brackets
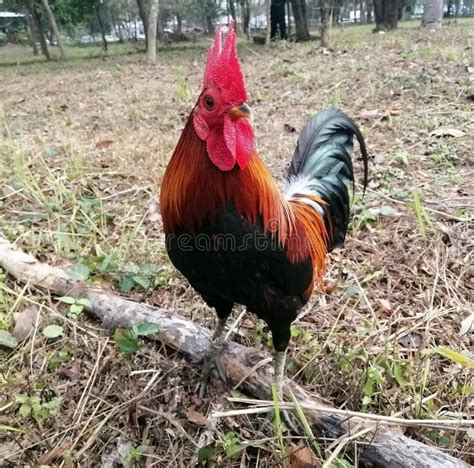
204,96,215,110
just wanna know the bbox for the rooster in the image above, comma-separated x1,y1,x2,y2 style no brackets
160,21,369,399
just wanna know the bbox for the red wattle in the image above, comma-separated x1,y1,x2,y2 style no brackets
235,118,254,169
207,125,236,171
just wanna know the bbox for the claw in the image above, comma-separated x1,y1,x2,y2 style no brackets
259,407,300,433
196,341,227,397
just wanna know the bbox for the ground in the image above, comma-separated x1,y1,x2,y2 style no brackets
0,20,473,467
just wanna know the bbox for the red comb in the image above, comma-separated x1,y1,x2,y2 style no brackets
203,20,247,103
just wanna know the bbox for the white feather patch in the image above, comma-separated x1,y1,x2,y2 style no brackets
284,174,325,217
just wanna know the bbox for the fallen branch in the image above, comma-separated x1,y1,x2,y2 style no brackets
216,398,474,432
0,235,470,468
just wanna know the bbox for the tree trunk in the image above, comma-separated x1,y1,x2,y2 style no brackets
114,14,124,43
40,0,65,58
373,0,398,30
176,13,183,33
24,10,39,55
147,0,159,63
320,0,330,47
28,3,50,60
422,0,443,27
367,0,373,23
0,235,471,468
240,0,250,35
265,0,271,44
137,0,149,46
289,0,310,41
228,0,237,22
206,15,215,35
95,3,108,52
287,1,292,36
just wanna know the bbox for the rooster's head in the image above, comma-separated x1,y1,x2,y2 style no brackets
193,20,254,171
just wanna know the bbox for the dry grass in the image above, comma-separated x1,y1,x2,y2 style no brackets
1,20,473,467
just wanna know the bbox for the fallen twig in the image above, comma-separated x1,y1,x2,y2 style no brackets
215,397,474,432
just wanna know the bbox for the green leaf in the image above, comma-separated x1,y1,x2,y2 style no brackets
362,395,372,406
0,330,17,348
44,146,57,157
15,394,29,404
135,323,160,336
77,298,91,308
69,303,83,315
114,329,139,354
343,285,362,299
392,362,405,386
57,296,76,304
99,253,114,273
432,347,474,369
119,276,135,294
18,404,31,417
66,263,90,281
133,275,151,289
197,444,217,463
43,325,64,339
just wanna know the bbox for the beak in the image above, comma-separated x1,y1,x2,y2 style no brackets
227,103,252,119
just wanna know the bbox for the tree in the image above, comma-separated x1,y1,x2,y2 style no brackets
147,0,159,63
23,9,39,55
239,0,250,35
373,0,399,30
320,0,330,47
137,0,149,45
289,0,310,41
228,0,237,22
23,0,51,60
265,0,271,44
422,0,443,27
94,0,108,51
40,0,66,57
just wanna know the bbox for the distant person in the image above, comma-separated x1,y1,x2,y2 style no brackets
271,0,287,40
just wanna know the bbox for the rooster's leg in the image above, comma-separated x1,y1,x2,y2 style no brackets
198,316,229,397
269,350,299,431
273,350,286,398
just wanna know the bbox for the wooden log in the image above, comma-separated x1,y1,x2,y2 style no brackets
0,235,469,468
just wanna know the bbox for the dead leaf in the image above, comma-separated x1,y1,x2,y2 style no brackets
147,198,161,222
95,139,114,149
12,306,42,342
37,441,71,465
430,128,465,138
373,153,385,165
101,436,134,468
189,392,203,406
59,362,81,381
185,409,208,427
378,299,393,314
358,109,382,119
398,333,421,349
459,313,474,337
323,280,338,295
290,445,322,468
